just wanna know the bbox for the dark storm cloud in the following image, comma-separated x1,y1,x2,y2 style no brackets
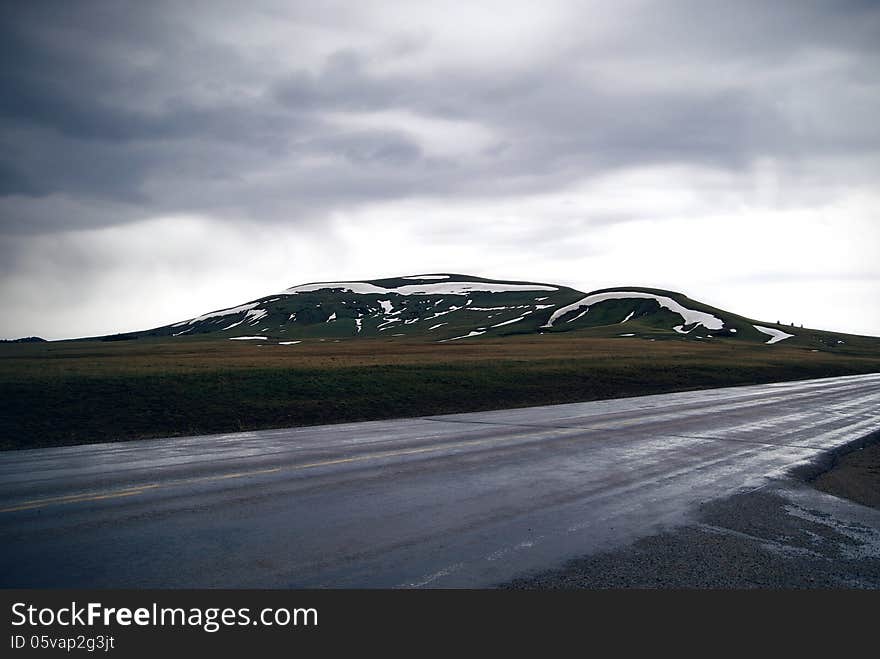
1,0,878,236
274,50,406,112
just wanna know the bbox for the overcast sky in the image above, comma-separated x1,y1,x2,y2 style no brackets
2,0,879,340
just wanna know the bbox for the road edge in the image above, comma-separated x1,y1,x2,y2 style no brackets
787,427,880,483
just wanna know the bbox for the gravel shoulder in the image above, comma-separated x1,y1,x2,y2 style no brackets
812,439,880,510
502,431,880,589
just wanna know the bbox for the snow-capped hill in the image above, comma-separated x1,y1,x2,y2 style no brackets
130,275,862,350
542,290,724,332
159,274,578,342
537,286,795,343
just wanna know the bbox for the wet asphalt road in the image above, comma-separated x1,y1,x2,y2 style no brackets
1,373,878,588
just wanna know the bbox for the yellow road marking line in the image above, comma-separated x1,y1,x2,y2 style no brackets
0,432,537,514
0,487,158,513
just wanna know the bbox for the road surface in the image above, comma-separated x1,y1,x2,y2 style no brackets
1,373,879,587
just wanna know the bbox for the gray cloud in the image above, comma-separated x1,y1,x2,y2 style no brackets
274,50,406,111
3,0,878,237
2,1,879,337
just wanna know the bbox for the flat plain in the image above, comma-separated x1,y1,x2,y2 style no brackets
3,333,880,450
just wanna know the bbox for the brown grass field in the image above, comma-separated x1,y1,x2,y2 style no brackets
2,334,879,450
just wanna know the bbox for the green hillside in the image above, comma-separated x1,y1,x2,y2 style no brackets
98,273,877,353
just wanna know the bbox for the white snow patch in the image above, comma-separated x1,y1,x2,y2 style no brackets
378,299,394,314
425,305,463,320
438,330,486,343
730,328,737,333
180,301,261,326
493,316,526,327
428,323,448,330
288,313,296,321
621,311,635,323
245,309,268,325
402,274,450,280
228,336,267,341
285,282,389,295
355,318,362,333
619,333,635,337
543,291,723,331
566,309,590,324
284,281,557,295
753,325,795,345
535,297,549,301
278,341,302,345
326,312,337,322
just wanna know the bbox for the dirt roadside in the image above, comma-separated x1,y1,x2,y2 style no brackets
812,439,880,510
502,430,880,589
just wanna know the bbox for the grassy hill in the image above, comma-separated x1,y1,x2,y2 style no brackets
100,274,875,353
